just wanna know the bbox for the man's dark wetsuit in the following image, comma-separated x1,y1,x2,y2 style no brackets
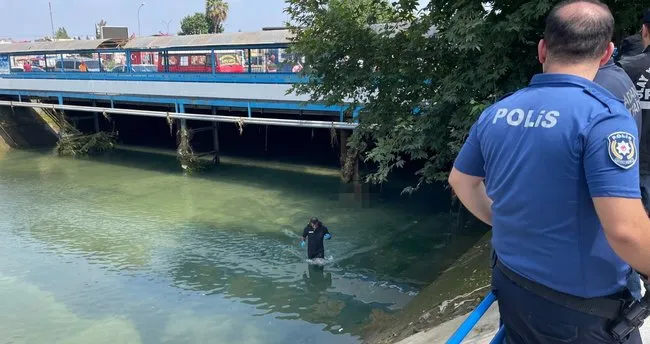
302,224,330,259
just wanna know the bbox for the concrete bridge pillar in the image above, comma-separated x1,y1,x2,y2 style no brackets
93,101,99,133
212,108,220,165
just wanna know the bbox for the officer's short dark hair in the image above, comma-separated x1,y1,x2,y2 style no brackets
544,0,614,63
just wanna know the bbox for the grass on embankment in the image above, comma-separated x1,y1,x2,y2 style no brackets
362,231,492,344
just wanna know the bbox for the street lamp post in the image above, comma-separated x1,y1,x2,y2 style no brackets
137,2,145,36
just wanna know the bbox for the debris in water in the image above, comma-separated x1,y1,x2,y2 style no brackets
54,110,116,157
176,126,208,174
56,132,116,157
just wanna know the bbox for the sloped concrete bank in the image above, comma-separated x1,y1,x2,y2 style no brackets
363,232,493,344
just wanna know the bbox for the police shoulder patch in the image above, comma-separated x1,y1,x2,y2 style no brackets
608,131,637,169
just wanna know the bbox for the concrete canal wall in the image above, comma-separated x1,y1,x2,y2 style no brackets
0,105,59,149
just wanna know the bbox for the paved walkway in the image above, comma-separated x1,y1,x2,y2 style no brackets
397,304,650,344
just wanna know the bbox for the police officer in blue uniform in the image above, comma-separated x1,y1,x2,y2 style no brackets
449,1,650,343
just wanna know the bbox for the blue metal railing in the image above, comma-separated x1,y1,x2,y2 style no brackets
0,70,307,85
446,291,505,344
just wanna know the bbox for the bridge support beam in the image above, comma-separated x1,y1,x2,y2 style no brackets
178,102,189,171
93,101,99,133
212,107,220,164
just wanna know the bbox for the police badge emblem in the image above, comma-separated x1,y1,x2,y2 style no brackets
608,132,637,169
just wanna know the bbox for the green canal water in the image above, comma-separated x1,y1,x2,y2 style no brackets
0,148,483,344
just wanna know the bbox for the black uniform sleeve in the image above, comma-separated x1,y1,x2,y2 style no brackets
302,226,309,238
323,226,330,234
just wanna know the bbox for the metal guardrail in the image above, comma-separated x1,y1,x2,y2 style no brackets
0,100,358,130
446,291,505,344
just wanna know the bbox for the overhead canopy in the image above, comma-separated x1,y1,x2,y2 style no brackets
0,39,121,55
0,30,294,55
123,30,293,50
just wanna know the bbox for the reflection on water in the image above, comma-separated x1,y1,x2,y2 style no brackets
0,149,485,343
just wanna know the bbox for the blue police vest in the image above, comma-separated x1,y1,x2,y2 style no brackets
454,73,641,298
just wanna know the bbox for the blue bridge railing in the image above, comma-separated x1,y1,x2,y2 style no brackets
446,291,505,344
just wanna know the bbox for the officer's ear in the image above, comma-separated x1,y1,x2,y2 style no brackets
599,42,615,67
643,24,650,44
538,39,548,65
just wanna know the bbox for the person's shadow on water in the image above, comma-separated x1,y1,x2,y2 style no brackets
302,264,332,294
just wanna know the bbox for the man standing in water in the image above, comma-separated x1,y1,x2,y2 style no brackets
300,218,332,260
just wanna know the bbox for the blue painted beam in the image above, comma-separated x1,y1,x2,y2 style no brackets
211,49,216,75
1,72,307,85
126,50,132,71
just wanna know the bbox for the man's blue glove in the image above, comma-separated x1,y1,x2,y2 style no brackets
324,233,332,240
300,241,306,248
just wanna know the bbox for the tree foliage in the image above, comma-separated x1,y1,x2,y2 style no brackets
179,13,210,35
180,0,229,36
206,0,229,34
54,27,70,39
286,0,646,191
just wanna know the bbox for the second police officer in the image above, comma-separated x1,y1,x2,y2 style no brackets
620,9,650,215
